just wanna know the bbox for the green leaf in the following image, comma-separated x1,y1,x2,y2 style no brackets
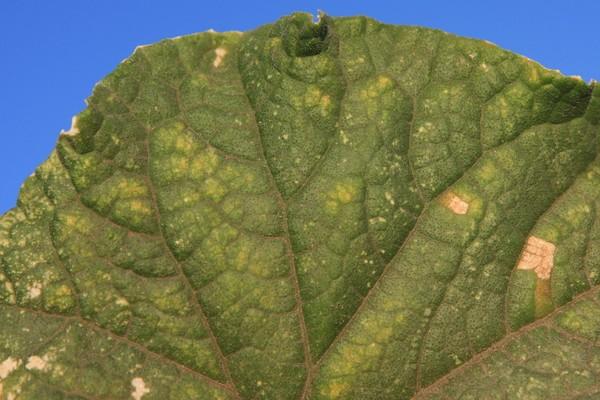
1,12,600,399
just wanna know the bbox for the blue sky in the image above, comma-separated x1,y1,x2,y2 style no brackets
1,1,599,214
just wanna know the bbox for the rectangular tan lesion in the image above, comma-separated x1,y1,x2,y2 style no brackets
517,236,556,280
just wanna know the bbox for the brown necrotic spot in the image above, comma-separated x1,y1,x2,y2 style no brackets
517,236,556,280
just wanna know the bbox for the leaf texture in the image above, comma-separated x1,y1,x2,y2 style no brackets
1,12,600,400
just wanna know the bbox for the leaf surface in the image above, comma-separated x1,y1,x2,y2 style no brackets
1,13,600,400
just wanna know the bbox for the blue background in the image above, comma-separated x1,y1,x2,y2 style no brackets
1,1,599,214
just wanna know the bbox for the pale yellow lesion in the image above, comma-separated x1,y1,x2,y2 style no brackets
335,184,356,203
374,326,393,342
325,181,361,213
163,155,190,181
217,164,242,183
174,135,195,153
116,179,150,197
322,339,383,397
233,243,251,271
43,284,74,312
202,178,226,202
323,381,349,399
477,159,498,182
304,85,323,107
153,122,186,148
526,61,540,82
301,85,334,115
319,94,332,115
361,75,393,99
60,211,91,231
190,149,220,178
124,198,149,214
121,198,153,222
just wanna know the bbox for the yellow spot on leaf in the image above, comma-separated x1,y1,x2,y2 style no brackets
375,327,392,342
190,150,219,177
320,95,331,115
175,136,194,153
476,159,497,182
304,86,323,107
64,215,79,227
364,75,393,98
129,200,151,215
234,245,250,270
324,382,348,398
337,183,358,203
203,178,226,201
527,62,540,81
117,180,148,197
325,182,360,213
377,75,392,88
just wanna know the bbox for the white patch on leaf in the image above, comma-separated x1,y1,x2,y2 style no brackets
60,116,80,137
213,47,227,68
517,236,556,280
131,377,150,400
26,282,42,300
0,357,20,380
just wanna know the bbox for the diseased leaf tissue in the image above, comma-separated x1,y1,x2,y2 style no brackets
1,12,600,400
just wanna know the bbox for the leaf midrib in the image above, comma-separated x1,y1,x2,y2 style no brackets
235,36,316,399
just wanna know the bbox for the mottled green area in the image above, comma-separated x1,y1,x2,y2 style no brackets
1,12,599,400
417,289,600,399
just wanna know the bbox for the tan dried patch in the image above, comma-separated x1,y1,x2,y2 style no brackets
442,192,469,215
0,357,20,380
25,356,47,371
131,377,150,400
213,47,227,68
517,236,556,280
26,282,42,300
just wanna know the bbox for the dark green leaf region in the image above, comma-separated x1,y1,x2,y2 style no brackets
2,12,600,400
